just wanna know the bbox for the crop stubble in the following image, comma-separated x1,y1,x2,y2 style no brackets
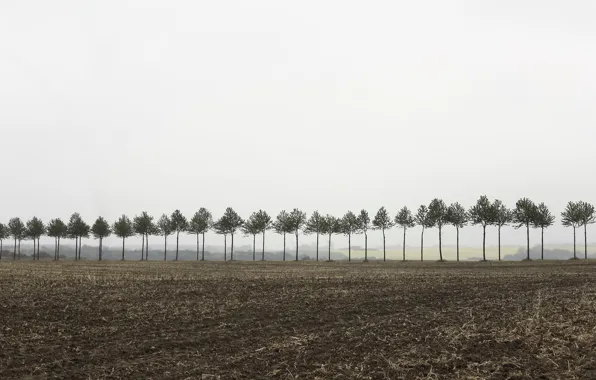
1,260,595,379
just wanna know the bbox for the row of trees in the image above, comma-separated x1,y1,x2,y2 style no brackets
0,197,594,262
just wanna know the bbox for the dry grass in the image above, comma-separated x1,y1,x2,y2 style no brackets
1,260,596,379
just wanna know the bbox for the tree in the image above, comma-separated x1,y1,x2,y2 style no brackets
561,201,583,260
469,195,495,261
77,218,90,260
415,205,433,261
113,215,134,261
578,201,595,260
533,202,555,260
223,207,244,261
357,210,371,262
133,212,155,260
492,200,512,261
253,210,272,261
273,210,291,261
394,207,415,262
242,213,261,261
287,209,307,261
8,217,26,260
157,214,174,261
304,211,325,261
214,208,244,261
446,203,468,262
512,198,538,261
341,211,359,262
321,215,341,261
188,208,212,261
26,217,45,261
91,217,112,261
428,199,449,261
47,219,67,260
212,219,228,261
68,213,89,260
373,207,394,262
170,210,188,261
0,223,9,260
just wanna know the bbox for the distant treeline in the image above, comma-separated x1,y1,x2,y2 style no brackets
0,197,594,262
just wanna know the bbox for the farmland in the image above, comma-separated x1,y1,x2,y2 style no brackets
1,261,596,379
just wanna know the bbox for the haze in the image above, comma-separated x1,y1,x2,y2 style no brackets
1,1,595,254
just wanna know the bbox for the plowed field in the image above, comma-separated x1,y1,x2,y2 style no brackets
1,260,595,379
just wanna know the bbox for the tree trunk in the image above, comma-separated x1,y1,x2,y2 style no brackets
348,233,351,262
420,228,424,261
438,226,443,261
526,223,530,260
573,227,577,259
231,233,234,261
456,227,460,262
295,231,299,261
122,237,125,260
202,233,206,261
584,224,588,260
328,233,331,261
541,227,544,260
382,229,386,262
253,234,256,261
224,235,227,261
37,238,40,260
13,238,16,260
164,235,167,261
196,233,199,261
364,232,368,261
141,234,145,260
145,234,149,260
176,232,180,261
18,239,21,260
498,226,501,261
482,225,486,261
283,233,286,262
402,227,406,261
32,238,36,260
316,233,319,261
79,237,82,260
99,238,102,261
57,237,61,260
262,231,265,261
75,237,78,261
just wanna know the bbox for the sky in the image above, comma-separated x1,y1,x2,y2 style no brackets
1,1,595,256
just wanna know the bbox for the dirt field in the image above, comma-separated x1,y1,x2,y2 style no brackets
1,260,595,379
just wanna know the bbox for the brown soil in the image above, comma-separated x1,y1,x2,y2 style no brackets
1,260,595,379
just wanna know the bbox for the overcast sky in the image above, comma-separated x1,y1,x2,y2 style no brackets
1,1,595,256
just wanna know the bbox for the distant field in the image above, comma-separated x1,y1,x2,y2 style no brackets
339,245,596,261
338,246,521,260
1,260,596,379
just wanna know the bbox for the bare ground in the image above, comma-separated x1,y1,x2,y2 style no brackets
1,260,595,379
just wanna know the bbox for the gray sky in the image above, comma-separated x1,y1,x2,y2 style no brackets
1,1,595,255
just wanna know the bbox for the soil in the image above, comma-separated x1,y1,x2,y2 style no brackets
1,260,595,379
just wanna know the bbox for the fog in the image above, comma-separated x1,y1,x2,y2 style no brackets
1,1,595,255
